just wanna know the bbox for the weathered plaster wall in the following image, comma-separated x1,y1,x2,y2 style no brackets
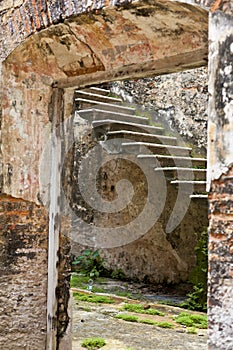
207,10,233,350
207,10,233,188
0,1,209,86
0,2,209,348
0,195,48,349
110,66,208,153
0,35,74,348
2,1,233,349
71,121,208,284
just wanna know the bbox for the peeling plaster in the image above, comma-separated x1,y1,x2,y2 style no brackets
207,12,233,190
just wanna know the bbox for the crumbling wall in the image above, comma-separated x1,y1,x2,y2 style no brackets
0,195,48,349
208,10,233,350
71,120,208,284
1,0,232,349
110,66,208,154
0,29,74,349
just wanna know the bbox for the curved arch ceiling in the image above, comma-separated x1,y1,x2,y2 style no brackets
5,0,208,88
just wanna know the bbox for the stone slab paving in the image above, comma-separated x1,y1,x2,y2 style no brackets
72,296,207,350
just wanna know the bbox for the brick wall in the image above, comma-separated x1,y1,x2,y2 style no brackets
207,10,233,349
0,195,48,349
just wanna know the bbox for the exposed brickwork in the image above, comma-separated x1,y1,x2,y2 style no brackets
208,166,233,350
207,9,233,350
0,195,48,350
0,0,114,56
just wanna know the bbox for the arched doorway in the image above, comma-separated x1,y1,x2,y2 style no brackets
0,1,232,349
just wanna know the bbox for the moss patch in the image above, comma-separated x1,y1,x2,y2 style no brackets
174,312,207,329
115,313,139,322
73,292,114,304
81,337,106,349
121,303,165,316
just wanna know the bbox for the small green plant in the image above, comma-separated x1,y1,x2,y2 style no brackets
121,303,165,316
115,314,138,322
111,268,127,280
181,229,208,312
73,292,114,304
174,312,207,329
72,249,104,279
81,337,106,349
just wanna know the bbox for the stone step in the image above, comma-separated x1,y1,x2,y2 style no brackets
92,120,165,135
122,142,192,157
190,194,208,200
106,130,177,146
77,109,149,125
75,98,135,115
75,90,122,104
170,180,207,193
79,86,111,96
154,167,206,180
137,154,207,168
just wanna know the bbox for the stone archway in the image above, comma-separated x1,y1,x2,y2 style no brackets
0,1,232,350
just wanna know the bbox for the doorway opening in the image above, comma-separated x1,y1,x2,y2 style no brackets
68,69,208,349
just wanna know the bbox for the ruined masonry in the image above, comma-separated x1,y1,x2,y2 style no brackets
75,86,207,198
0,1,232,350
71,86,208,284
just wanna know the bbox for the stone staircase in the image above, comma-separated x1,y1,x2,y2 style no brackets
74,86,207,200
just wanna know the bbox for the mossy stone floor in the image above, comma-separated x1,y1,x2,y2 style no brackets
72,277,207,350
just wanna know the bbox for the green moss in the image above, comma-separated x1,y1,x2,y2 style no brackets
71,274,107,290
121,303,165,316
115,291,133,298
115,313,173,329
81,306,92,312
73,292,114,304
108,92,120,99
139,319,157,325
81,337,106,349
187,327,197,334
156,321,174,329
71,274,89,288
174,312,207,329
115,313,138,322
